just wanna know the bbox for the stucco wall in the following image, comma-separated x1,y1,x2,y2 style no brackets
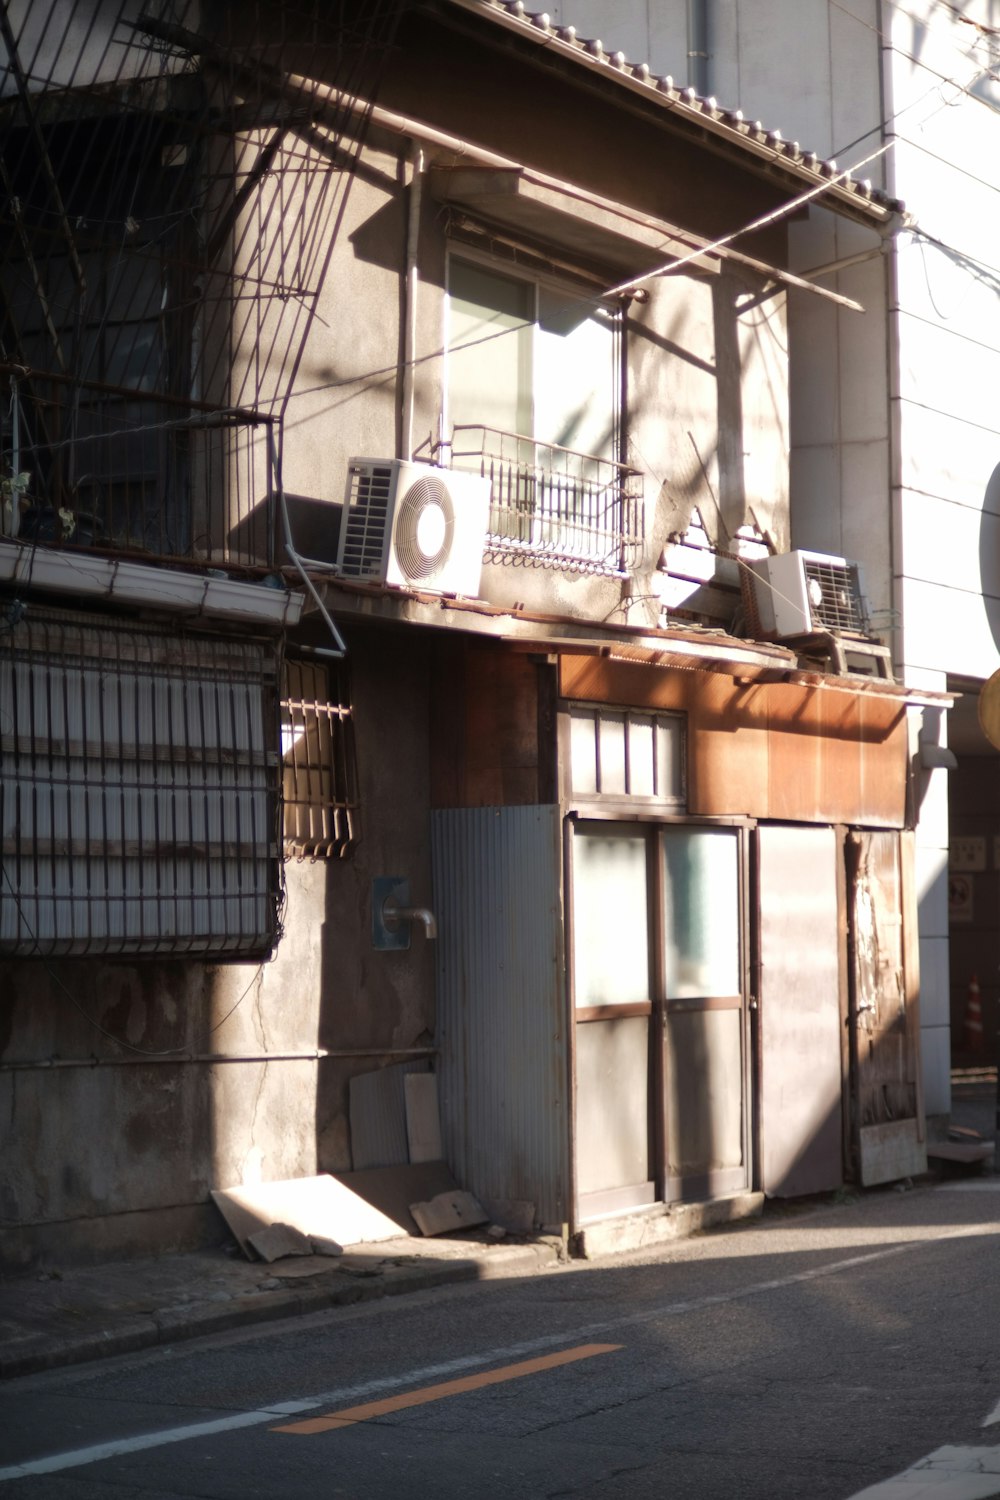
0,626,436,1268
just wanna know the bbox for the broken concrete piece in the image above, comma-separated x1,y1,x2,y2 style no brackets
409,1189,489,1237
310,1235,343,1258
483,1198,536,1234
247,1222,313,1263
211,1174,406,1259
487,1224,506,1240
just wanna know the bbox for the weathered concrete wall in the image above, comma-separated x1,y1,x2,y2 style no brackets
0,624,436,1268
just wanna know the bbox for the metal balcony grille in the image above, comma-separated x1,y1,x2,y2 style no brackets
281,659,360,860
440,426,644,575
0,605,281,958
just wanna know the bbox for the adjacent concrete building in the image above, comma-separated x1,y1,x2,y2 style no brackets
549,0,1000,1134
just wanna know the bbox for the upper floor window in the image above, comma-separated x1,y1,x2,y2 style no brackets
442,256,643,575
566,705,686,806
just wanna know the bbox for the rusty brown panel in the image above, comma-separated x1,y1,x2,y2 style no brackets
432,643,544,808
465,648,540,807
687,675,769,816
429,637,467,808
559,656,691,713
558,657,908,825
858,696,908,827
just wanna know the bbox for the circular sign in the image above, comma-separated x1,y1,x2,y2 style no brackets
978,668,1000,749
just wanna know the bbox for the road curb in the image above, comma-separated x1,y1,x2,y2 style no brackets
0,1241,562,1380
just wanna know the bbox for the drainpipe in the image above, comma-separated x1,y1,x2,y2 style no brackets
687,0,709,96
402,145,425,462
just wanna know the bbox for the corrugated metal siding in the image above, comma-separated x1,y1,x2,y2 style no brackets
431,805,567,1227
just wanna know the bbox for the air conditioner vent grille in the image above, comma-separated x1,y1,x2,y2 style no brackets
341,464,393,578
802,557,866,633
395,475,455,580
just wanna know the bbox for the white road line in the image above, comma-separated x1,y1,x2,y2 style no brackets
845,1444,1000,1499
0,1221,995,1484
985,1398,1000,1429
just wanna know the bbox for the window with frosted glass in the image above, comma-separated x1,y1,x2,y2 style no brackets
662,827,740,997
572,831,649,1007
568,706,684,804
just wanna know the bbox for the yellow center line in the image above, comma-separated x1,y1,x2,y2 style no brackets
272,1343,624,1435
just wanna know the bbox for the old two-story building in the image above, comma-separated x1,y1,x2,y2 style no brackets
0,0,943,1266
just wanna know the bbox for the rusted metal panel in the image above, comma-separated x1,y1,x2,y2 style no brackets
558,656,907,827
431,805,568,1227
757,825,844,1197
848,830,927,1185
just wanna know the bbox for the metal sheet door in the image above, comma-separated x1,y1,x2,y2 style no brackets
757,825,844,1197
847,829,927,1186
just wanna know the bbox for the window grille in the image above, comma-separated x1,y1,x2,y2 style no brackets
0,605,281,958
281,659,360,860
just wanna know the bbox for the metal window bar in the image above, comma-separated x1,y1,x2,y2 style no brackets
0,604,281,958
281,658,360,860
1,0,403,567
0,377,274,566
437,425,644,576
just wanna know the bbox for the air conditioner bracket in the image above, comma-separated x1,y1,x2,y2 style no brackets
780,631,893,681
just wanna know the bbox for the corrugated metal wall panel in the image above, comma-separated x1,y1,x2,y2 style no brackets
431,805,567,1228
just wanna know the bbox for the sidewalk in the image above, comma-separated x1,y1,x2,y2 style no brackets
4,1074,995,1385
0,1230,565,1381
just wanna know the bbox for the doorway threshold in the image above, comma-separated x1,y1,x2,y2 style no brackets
575,1191,763,1260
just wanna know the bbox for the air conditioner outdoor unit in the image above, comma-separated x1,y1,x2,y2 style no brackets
747,549,869,638
337,460,490,597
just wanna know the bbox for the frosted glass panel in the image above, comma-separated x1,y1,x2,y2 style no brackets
569,711,597,795
598,713,626,795
655,717,684,799
573,832,649,1006
576,1017,650,1193
628,717,655,796
663,828,739,998
567,708,684,801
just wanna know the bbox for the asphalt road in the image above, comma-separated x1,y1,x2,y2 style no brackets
3,1178,1000,1499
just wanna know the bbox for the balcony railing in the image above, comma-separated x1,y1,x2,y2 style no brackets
1,372,275,571
436,425,644,576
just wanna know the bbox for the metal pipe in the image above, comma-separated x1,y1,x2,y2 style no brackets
383,895,438,940
268,422,347,658
0,1047,438,1072
402,146,425,462
687,0,709,97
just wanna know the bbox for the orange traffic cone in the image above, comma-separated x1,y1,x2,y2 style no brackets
965,973,985,1053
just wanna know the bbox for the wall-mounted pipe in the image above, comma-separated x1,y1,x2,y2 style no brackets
0,1046,438,1072
383,894,438,940
402,145,425,462
687,0,709,96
